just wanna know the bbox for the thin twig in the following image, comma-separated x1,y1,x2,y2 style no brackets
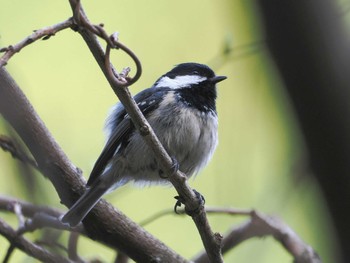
209,39,265,70
35,240,68,254
2,244,15,263
67,232,85,262
0,196,85,234
140,209,175,226
71,0,142,86
0,135,38,168
105,38,142,86
140,206,253,226
193,211,321,263
0,18,74,67
0,218,71,263
0,195,63,218
206,207,253,216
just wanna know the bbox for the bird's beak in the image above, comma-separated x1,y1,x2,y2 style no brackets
210,76,227,84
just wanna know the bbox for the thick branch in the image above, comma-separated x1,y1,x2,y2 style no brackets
0,67,81,201
0,68,187,262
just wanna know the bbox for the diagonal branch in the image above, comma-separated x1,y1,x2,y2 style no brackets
68,1,223,261
0,18,74,67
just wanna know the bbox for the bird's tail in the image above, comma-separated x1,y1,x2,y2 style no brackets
61,181,108,227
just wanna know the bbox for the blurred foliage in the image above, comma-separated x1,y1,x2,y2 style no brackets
0,0,339,262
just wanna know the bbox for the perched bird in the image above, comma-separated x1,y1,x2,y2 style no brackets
61,62,226,226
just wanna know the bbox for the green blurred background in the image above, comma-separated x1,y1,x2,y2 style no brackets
0,0,339,262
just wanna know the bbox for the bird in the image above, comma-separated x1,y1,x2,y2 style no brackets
61,62,226,227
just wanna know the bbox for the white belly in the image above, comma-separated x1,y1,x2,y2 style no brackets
117,92,218,184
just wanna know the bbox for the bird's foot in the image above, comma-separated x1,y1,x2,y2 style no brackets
174,189,205,215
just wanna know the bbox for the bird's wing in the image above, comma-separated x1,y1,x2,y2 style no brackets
86,87,169,186
87,117,131,186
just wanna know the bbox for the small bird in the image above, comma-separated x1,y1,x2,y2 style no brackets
61,62,226,226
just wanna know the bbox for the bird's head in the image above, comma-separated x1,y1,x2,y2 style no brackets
155,63,226,114
155,62,226,90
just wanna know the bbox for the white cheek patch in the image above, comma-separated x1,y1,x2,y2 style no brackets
155,75,207,89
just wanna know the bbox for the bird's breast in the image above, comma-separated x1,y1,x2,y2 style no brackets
149,92,218,176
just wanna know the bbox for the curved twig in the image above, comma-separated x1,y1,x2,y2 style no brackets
67,232,84,262
112,41,142,86
105,41,143,87
104,45,128,87
72,0,142,87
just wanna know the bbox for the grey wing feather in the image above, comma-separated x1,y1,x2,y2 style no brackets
87,87,168,187
87,118,132,186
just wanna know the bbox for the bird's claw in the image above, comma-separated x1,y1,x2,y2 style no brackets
174,189,205,215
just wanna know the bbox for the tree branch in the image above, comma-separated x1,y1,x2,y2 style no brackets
193,211,321,263
0,195,62,220
0,18,74,67
0,67,187,262
0,218,71,263
68,0,223,261
0,135,38,169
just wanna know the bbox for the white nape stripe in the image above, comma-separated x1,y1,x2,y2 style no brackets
155,75,207,89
